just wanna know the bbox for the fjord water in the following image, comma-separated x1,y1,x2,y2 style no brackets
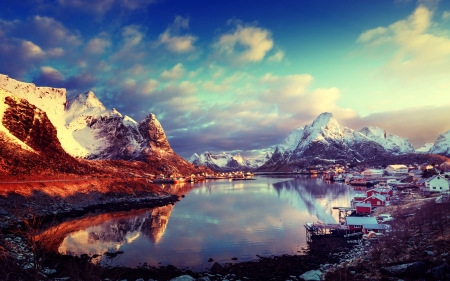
56,175,358,270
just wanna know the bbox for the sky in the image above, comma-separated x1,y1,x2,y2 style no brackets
1,0,450,159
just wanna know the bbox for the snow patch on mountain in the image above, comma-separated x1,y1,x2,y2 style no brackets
429,130,450,156
359,126,414,154
416,143,434,153
276,127,304,155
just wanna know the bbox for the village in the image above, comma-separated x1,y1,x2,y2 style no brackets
304,161,450,245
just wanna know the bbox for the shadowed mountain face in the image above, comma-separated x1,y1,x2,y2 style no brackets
429,129,450,157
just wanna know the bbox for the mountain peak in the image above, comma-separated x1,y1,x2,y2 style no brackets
311,112,335,128
138,113,173,154
66,91,106,112
359,126,386,139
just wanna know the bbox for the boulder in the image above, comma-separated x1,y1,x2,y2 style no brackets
299,269,322,281
211,262,223,273
381,261,427,278
426,262,450,279
169,275,195,281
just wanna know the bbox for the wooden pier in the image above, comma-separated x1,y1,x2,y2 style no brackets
304,222,348,242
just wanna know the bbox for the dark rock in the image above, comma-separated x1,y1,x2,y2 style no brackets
426,262,450,279
381,261,427,278
211,262,223,273
208,258,214,262
231,257,238,261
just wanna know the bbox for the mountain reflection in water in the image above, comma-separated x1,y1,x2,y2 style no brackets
47,176,358,270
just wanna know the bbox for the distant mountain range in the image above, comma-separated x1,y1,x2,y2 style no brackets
188,151,273,172
258,112,450,171
1,74,449,175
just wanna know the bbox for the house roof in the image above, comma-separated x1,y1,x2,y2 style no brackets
422,175,450,183
354,193,367,198
363,224,389,230
355,202,371,208
387,165,408,170
346,216,378,225
372,188,392,193
362,169,383,173
364,193,386,201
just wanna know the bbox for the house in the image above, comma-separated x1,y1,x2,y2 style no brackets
355,202,371,214
363,193,387,207
367,187,393,198
361,169,384,178
385,165,408,175
345,216,378,231
409,169,423,181
421,175,450,192
362,224,390,234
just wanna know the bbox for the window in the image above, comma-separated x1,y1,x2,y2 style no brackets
433,187,436,190
354,225,361,228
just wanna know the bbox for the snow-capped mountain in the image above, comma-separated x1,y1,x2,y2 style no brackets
416,143,434,153
260,112,390,171
358,126,414,154
0,87,90,175
0,74,88,156
0,74,198,175
188,151,272,171
429,130,450,157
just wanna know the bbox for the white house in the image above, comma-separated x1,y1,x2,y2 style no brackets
361,169,384,178
385,165,408,175
421,175,450,192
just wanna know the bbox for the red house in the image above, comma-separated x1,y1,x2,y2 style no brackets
355,202,372,214
363,194,387,207
345,217,378,231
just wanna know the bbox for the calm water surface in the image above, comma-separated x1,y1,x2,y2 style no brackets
55,175,358,270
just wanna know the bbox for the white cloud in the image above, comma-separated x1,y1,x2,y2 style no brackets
122,26,143,48
21,41,45,58
259,73,357,121
38,66,65,83
268,50,284,62
213,23,274,63
157,16,197,53
357,5,450,80
158,31,197,53
85,37,111,54
142,79,159,94
159,63,186,80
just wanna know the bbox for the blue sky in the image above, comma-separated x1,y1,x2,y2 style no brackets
1,0,450,159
